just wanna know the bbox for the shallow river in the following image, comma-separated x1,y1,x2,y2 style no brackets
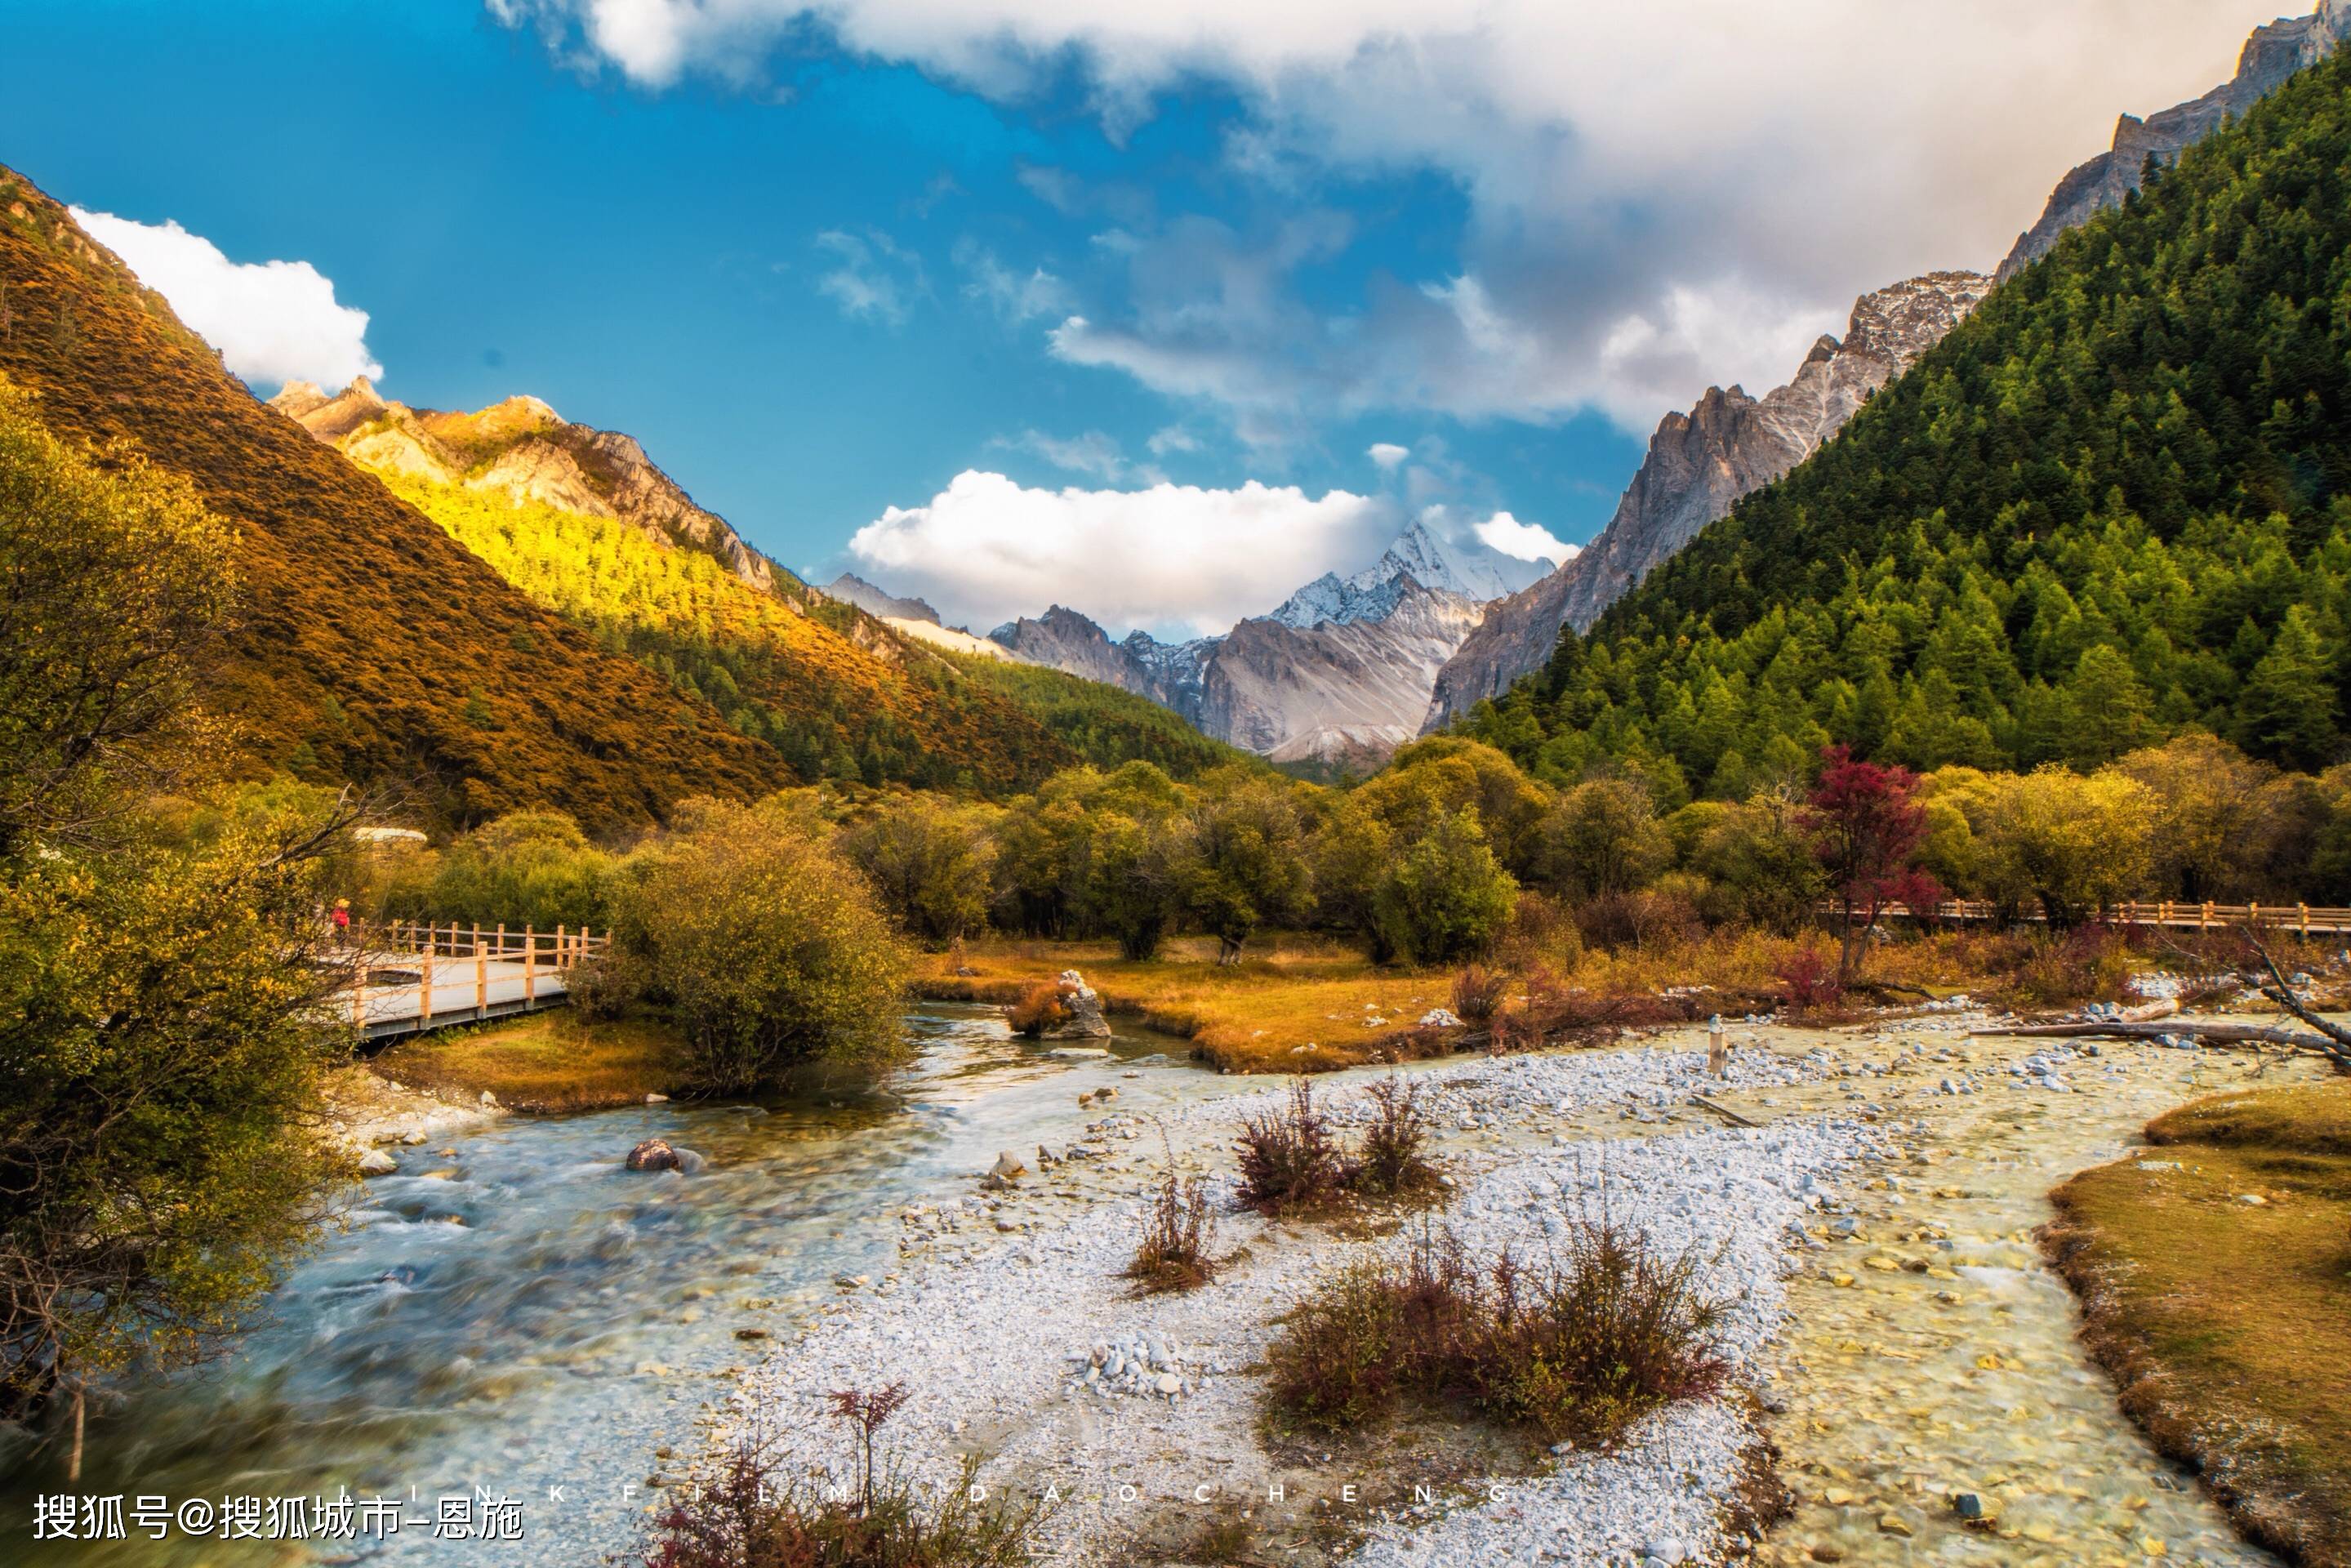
12,1006,2314,1568
9,1005,1227,1566
1730,1018,2321,1568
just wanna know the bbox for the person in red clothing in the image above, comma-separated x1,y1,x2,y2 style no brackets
332,898,352,947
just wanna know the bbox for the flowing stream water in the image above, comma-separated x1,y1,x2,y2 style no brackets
1723,1015,2327,1568
7,1005,1228,1566
9,1004,2314,1568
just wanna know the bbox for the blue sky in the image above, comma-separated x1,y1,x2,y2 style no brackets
0,0,2294,635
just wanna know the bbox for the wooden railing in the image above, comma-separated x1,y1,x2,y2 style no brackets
369,919,608,964
345,920,610,1035
1841,899,2351,937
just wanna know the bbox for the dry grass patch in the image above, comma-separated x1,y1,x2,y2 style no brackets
1127,1167,1221,1295
1264,1225,1729,1446
2047,1079,2351,1566
372,1010,689,1112
1005,979,1069,1037
1235,1078,1443,1218
643,1387,1040,1568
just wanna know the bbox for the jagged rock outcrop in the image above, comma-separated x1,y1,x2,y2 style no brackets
1040,971,1111,1039
820,572,942,624
1423,271,1992,730
811,572,1022,658
974,519,1526,764
270,379,779,593
991,606,1160,692
1997,1,2351,281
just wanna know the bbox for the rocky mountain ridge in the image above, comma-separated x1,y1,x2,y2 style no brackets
1424,270,1993,730
985,573,1484,767
1997,0,2351,281
1271,518,1551,630
971,516,1535,764
1425,5,2351,737
819,572,942,624
271,378,780,593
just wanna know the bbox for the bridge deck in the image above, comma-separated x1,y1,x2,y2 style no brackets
332,923,607,1044
346,956,575,1043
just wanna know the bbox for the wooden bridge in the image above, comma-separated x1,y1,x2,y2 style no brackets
1854,898,2351,938
343,920,609,1044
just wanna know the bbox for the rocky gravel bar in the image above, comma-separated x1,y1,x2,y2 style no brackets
708,1038,1873,1566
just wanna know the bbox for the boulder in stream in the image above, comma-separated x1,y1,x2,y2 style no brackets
356,1148,398,1177
990,1150,1028,1180
626,1138,683,1173
1039,970,1111,1040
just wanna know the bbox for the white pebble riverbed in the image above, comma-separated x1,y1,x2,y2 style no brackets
713,1040,1871,1566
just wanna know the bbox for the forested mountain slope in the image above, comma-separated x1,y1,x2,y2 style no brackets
0,165,786,831
279,387,1247,788
1463,54,2351,795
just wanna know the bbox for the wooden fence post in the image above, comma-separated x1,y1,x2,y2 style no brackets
556,924,568,973
475,950,488,1018
496,922,507,958
2300,902,2311,938
524,929,537,1004
420,948,434,1025
352,968,364,1028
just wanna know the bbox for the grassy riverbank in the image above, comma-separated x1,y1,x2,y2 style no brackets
2048,1079,2351,1566
915,934,1480,1071
370,1011,690,1113
912,926,2305,1074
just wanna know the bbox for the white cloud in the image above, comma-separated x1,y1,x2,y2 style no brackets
72,207,382,390
1146,425,1203,457
1367,441,1409,470
955,239,1073,324
995,428,1144,483
495,0,2292,431
1473,510,1573,564
848,470,1391,636
815,229,924,324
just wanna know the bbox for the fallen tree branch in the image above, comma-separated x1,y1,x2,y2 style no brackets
1690,1094,1764,1129
1972,1018,2343,1053
2242,927,2351,1073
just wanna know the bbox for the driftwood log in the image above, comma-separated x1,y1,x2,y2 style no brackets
1975,926,2350,1074
1974,1018,2338,1050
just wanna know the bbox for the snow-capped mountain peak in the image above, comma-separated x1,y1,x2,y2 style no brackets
1269,518,1552,630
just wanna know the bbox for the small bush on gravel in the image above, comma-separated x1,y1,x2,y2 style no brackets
1451,963,1509,1024
643,1388,1039,1568
1265,1224,1728,1446
1347,1076,1439,1200
1773,944,1842,1012
2006,924,2135,1009
1240,1077,1445,1214
1006,979,1068,1037
1127,1166,1218,1294
1236,1079,1346,1214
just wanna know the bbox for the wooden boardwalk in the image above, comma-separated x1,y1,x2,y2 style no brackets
1855,898,2351,937
340,921,608,1044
